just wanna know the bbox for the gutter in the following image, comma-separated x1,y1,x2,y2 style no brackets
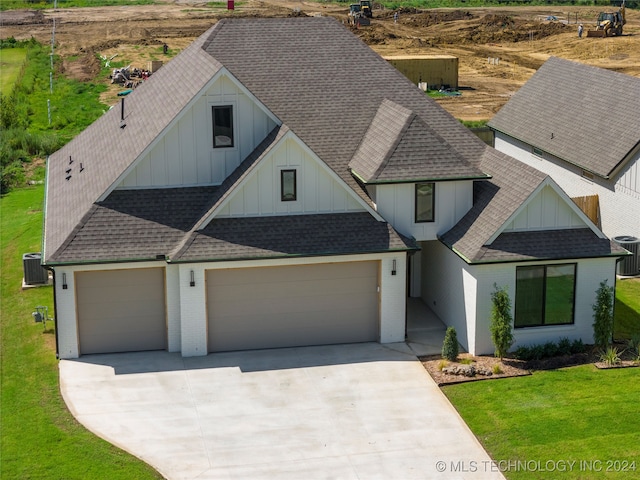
351,169,491,186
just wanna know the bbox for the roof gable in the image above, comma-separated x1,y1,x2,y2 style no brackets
349,99,489,184
44,25,223,263
488,57,640,178
198,128,377,224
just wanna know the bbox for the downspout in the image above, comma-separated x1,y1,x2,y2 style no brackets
49,267,60,359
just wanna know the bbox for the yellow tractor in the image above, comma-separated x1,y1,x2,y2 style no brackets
587,1,626,37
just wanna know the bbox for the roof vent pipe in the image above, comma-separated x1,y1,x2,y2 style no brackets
120,97,126,129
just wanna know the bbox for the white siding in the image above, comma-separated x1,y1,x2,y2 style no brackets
119,74,277,188
420,240,477,352
503,184,584,232
495,133,640,238
419,239,618,355
375,180,473,241
216,137,364,217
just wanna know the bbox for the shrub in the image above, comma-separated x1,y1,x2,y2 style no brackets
557,337,572,356
492,363,503,375
627,334,640,357
437,360,449,371
570,338,585,354
593,280,614,349
599,347,622,366
490,284,514,360
442,326,459,362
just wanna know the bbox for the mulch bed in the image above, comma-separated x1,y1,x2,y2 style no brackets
421,345,639,386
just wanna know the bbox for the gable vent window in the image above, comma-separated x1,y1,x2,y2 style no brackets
281,169,297,202
212,105,234,148
532,147,543,157
415,182,435,223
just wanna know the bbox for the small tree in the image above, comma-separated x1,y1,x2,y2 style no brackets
490,284,514,360
442,326,459,362
592,279,614,350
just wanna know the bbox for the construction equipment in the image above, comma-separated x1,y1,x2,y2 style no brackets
587,1,626,37
348,3,370,26
360,0,373,18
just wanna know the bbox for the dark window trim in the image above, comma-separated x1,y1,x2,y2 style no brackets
212,105,234,149
414,182,435,223
281,169,297,202
514,263,577,329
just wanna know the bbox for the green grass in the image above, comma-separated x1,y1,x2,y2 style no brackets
0,186,163,479
0,48,26,95
1,0,157,10
615,277,640,341
444,365,640,479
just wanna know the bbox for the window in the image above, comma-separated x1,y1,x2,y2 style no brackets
212,105,233,148
415,183,435,223
532,147,543,157
281,169,297,202
515,264,576,328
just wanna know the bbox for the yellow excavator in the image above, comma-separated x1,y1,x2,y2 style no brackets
587,1,626,37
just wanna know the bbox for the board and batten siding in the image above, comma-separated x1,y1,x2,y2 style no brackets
494,132,640,238
420,239,617,355
119,74,277,188
216,137,365,217
503,184,584,232
373,181,473,241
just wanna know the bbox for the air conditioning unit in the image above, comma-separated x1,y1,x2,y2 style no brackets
613,236,640,277
22,252,48,285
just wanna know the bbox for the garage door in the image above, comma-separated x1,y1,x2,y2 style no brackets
207,261,379,352
76,268,167,355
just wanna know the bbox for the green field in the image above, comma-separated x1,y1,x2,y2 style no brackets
0,186,164,479
444,364,640,480
0,48,26,95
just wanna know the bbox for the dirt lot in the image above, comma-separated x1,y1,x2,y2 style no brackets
2,0,640,120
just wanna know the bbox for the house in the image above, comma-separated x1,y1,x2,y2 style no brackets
488,57,640,259
43,19,626,359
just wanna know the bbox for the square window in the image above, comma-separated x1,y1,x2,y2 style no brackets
281,169,296,202
212,105,233,148
415,183,435,223
515,263,576,328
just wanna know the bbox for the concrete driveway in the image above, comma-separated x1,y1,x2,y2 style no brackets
60,343,504,480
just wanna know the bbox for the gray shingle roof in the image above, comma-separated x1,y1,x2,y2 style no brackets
474,228,627,263
50,187,217,263
174,212,418,262
349,99,489,183
488,56,640,178
44,26,222,263
44,17,488,265
440,147,627,264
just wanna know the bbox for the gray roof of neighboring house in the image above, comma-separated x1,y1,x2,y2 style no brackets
349,100,489,183
44,17,487,265
440,148,626,263
488,56,640,179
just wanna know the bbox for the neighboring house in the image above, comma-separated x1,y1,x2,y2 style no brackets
488,57,640,247
43,19,626,359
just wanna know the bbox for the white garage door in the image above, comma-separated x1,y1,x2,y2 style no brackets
207,261,379,352
76,268,167,355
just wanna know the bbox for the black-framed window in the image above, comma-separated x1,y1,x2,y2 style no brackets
212,105,234,148
515,264,576,328
281,169,297,202
415,183,435,223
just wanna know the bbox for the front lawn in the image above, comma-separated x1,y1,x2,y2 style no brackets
0,186,162,479
615,277,640,341
444,364,640,479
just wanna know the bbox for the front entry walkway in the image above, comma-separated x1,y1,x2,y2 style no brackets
406,297,449,356
60,343,504,480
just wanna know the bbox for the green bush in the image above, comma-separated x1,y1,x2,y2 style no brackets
593,280,614,349
514,338,586,361
557,337,572,356
442,326,459,362
490,284,514,360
